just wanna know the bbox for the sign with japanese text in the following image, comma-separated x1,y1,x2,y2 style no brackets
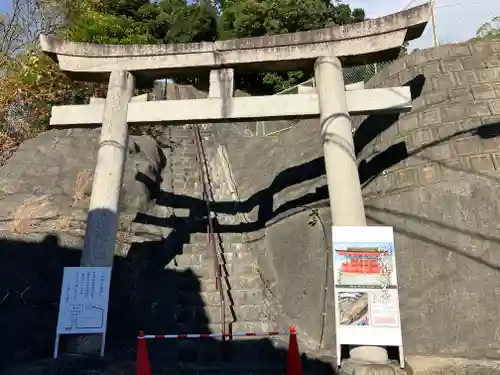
56,267,112,335
332,226,404,367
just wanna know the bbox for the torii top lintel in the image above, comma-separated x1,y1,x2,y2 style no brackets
40,3,430,82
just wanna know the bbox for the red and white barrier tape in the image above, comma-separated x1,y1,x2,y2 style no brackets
138,331,291,340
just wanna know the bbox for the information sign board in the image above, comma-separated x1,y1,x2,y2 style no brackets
53,267,112,358
332,226,404,367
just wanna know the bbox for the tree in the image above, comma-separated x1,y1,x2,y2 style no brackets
0,0,67,67
476,16,500,40
62,0,156,44
218,0,366,93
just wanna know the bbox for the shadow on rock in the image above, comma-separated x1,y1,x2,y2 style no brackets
0,233,336,375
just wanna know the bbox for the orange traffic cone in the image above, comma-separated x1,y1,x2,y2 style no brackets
286,325,303,375
136,331,152,375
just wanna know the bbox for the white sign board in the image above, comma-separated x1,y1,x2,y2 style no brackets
332,226,404,367
53,267,112,358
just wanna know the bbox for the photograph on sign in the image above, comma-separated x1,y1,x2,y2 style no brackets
338,291,369,326
56,267,112,335
334,241,396,289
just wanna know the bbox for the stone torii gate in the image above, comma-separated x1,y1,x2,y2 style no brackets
41,2,430,362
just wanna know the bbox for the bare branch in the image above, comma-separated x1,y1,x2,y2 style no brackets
0,0,67,66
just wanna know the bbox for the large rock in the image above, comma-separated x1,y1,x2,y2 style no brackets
0,128,175,370
0,128,163,239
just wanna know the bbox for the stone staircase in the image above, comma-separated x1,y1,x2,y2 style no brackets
138,84,287,373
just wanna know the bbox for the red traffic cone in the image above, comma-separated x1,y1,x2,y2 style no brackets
286,325,303,375
136,331,152,375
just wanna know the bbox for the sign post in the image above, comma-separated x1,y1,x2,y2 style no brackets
332,226,404,367
53,267,112,358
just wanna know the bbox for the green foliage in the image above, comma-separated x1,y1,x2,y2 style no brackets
476,16,500,40
0,0,369,145
308,208,320,227
62,0,156,44
218,0,365,93
59,0,365,93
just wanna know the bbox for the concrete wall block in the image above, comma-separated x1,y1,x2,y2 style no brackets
403,155,426,167
422,142,455,161
431,72,457,90
476,67,500,83
440,158,462,180
484,55,500,67
456,116,483,132
374,172,396,193
417,162,442,185
398,112,422,134
393,167,419,189
454,69,479,86
442,102,491,121
461,56,486,70
494,82,500,98
468,42,494,56
436,121,462,139
448,86,474,103
445,43,472,58
452,137,484,156
405,51,433,68
470,83,499,100
466,153,496,171
420,60,443,77
421,108,442,127
408,127,435,149
490,152,500,169
440,57,464,72
489,99,500,115
479,132,500,152
424,90,448,107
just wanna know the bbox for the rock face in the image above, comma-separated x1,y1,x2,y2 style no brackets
211,39,500,360
0,129,163,241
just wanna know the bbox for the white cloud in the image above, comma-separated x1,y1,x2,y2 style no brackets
343,0,500,50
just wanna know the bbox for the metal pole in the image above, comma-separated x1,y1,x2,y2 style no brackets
430,0,439,46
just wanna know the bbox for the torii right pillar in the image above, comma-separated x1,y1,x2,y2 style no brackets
314,56,366,226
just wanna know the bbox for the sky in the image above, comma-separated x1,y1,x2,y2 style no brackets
0,0,498,50
0,0,10,13
343,0,500,50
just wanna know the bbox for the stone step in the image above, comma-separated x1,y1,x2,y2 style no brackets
210,320,280,334
166,261,258,279
177,288,266,307
188,232,245,244
175,303,270,325
174,248,253,267
177,274,264,293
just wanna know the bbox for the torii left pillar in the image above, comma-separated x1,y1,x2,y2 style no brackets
71,70,135,354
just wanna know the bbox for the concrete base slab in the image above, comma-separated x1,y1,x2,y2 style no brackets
341,359,402,375
350,346,390,364
406,356,500,375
